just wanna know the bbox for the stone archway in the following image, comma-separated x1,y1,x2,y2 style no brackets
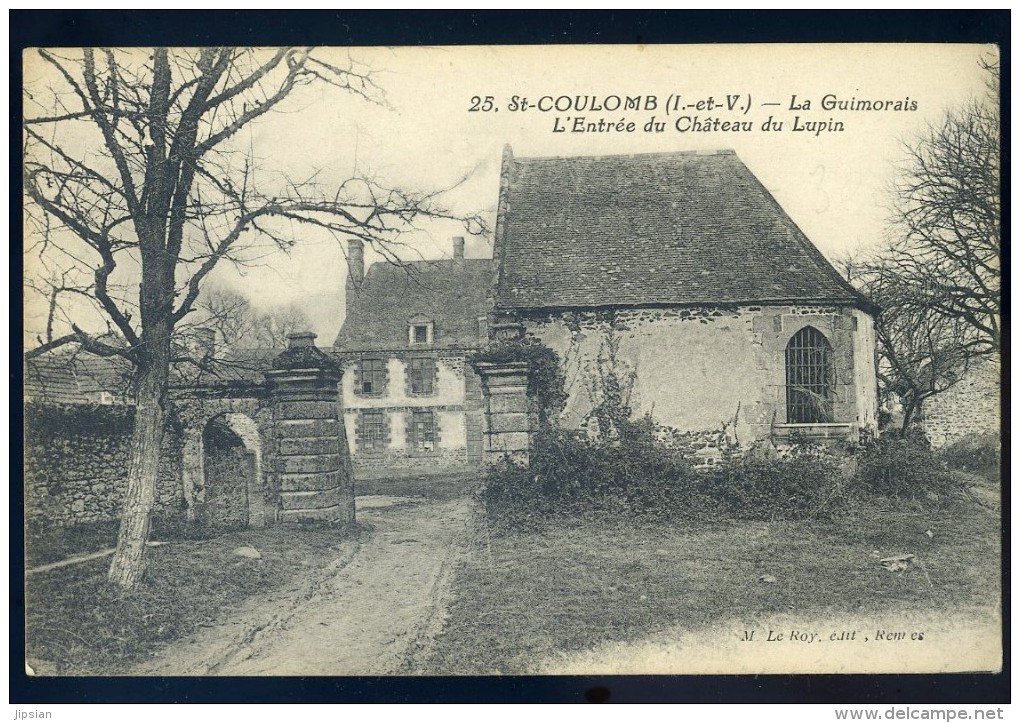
189,411,268,530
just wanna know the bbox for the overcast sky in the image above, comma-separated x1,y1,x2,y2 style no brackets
24,43,996,345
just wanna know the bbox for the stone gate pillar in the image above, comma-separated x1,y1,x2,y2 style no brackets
266,332,355,524
474,361,533,464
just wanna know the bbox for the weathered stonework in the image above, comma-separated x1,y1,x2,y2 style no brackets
26,333,356,537
519,304,878,445
24,404,185,530
475,361,532,464
267,333,355,525
174,391,273,529
923,356,1001,448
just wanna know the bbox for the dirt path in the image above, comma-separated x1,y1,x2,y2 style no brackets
127,494,473,676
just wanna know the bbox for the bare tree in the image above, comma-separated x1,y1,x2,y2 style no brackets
23,47,481,588
191,283,312,351
844,258,978,434
254,304,313,350
886,57,1000,355
191,285,258,351
837,60,1000,435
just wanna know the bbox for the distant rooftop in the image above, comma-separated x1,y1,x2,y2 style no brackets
24,353,133,405
25,345,286,405
334,258,494,352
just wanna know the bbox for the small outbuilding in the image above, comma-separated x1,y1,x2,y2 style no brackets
489,147,880,456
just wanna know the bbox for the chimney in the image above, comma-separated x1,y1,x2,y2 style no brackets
452,236,465,260
346,239,364,318
348,239,365,285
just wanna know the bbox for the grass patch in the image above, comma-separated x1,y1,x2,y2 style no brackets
25,522,364,675
25,519,121,568
25,513,189,568
426,500,999,674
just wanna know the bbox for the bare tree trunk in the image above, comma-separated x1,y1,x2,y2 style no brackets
107,323,171,589
899,398,918,437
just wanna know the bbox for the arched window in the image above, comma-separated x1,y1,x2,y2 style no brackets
785,326,834,424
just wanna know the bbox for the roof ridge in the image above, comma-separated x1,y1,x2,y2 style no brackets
364,257,493,281
515,149,737,163
336,258,495,349
366,257,491,272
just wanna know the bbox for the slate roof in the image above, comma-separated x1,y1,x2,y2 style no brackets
24,354,133,405
493,148,873,311
25,346,283,404
334,259,493,352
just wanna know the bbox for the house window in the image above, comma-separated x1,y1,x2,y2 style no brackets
408,321,433,346
409,357,435,395
411,410,436,452
360,358,386,394
360,410,386,452
785,326,834,424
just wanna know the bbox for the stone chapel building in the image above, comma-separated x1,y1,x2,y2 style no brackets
485,147,880,460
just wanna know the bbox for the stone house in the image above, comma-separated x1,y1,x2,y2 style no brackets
332,237,492,475
23,146,887,534
486,147,880,461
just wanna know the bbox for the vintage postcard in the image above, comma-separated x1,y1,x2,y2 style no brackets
22,43,1001,678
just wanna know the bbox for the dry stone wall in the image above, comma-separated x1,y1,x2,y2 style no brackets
923,358,1001,448
24,404,185,530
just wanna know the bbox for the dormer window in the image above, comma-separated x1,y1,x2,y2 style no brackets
408,317,434,346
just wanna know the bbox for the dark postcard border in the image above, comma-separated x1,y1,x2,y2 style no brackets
10,9,1009,706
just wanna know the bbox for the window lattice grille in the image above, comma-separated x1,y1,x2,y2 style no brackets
785,326,834,424
411,411,435,452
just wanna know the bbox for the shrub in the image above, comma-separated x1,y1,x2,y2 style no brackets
481,422,865,530
481,423,701,531
939,432,1001,472
852,433,964,502
702,448,855,521
481,427,977,533
479,457,547,533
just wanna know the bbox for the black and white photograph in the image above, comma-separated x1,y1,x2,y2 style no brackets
20,40,1002,683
